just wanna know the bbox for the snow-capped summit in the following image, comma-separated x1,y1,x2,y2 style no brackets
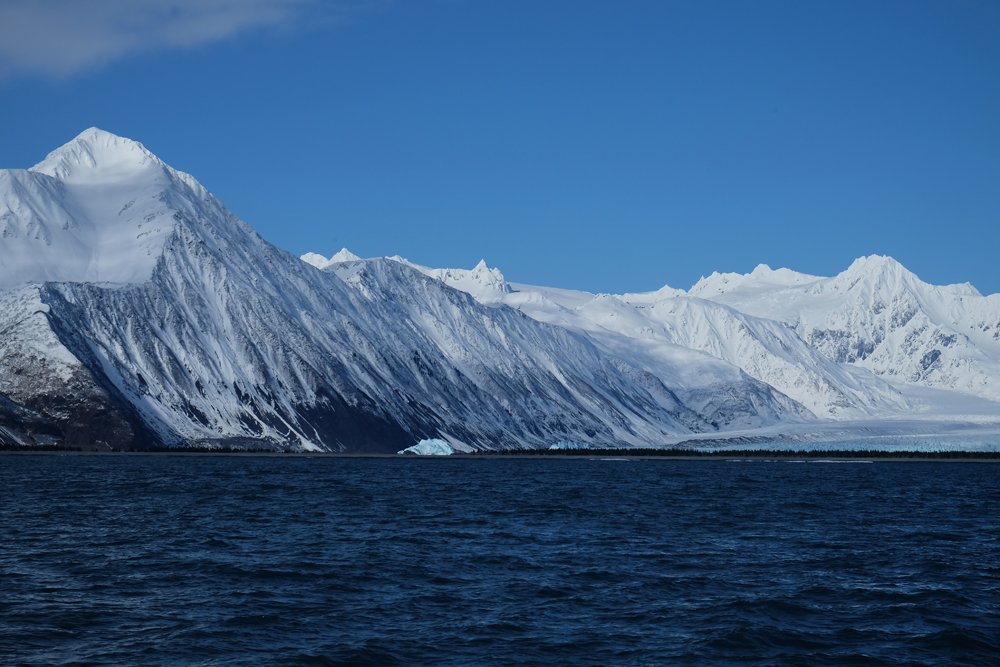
0,127,215,289
331,247,361,263
381,255,512,301
301,248,361,270
702,255,1000,400
688,271,745,298
31,128,166,184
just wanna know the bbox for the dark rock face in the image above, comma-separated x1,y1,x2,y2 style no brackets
0,314,149,449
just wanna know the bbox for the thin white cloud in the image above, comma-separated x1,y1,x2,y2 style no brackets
0,0,318,79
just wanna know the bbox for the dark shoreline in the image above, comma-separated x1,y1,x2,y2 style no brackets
2,447,999,462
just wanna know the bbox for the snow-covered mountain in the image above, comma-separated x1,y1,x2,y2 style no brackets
354,255,998,426
1,129,199,288
2,128,783,451
695,258,1000,401
370,256,906,420
3,129,996,451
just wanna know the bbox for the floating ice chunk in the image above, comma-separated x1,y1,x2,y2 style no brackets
398,438,455,455
549,441,589,450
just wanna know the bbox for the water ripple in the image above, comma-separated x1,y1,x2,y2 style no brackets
2,456,999,666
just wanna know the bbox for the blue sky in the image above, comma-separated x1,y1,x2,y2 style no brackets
1,0,998,295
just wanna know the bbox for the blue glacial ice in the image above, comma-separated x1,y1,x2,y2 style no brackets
398,439,456,455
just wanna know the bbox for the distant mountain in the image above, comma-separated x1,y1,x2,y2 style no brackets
376,256,907,420
695,257,1000,401
377,252,997,427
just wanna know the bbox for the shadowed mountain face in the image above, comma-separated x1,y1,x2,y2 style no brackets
2,129,814,451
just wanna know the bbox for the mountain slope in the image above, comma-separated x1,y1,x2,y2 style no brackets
701,257,1000,400
374,254,822,427
0,128,733,450
376,255,904,420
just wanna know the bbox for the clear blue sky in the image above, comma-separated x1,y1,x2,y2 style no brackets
1,1,998,295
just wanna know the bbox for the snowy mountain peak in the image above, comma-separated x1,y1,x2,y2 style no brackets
834,256,985,298
619,283,686,305
29,128,164,184
301,248,361,270
826,255,925,298
0,128,225,289
688,271,748,297
843,254,906,278
332,247,361,263
381,255,511,301
446,259,510,300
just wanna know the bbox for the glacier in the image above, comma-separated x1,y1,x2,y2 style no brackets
1,128,998,451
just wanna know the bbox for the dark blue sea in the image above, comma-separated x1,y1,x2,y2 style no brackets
2,456,999,666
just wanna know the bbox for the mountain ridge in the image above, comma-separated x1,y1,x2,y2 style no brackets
2,129,997,451
2,128,801,451
341,251,996,409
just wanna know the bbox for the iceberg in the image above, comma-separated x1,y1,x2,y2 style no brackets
398,439,456,456
549,441,590,450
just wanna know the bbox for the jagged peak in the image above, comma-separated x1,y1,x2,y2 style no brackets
836,255,920,291
619,283,686,304
381,256,510,300
688,270,746,297
29,128,166,184
331,248,361,263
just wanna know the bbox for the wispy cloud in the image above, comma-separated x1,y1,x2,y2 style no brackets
0,0,327,79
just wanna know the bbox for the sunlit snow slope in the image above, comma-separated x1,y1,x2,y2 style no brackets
696,258,1000,401
0,129,202,288
350,253,999,427
375,255,906,420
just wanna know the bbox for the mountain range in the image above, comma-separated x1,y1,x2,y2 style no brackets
2,129,997,451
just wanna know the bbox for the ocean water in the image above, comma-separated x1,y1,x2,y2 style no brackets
1,456,998,666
